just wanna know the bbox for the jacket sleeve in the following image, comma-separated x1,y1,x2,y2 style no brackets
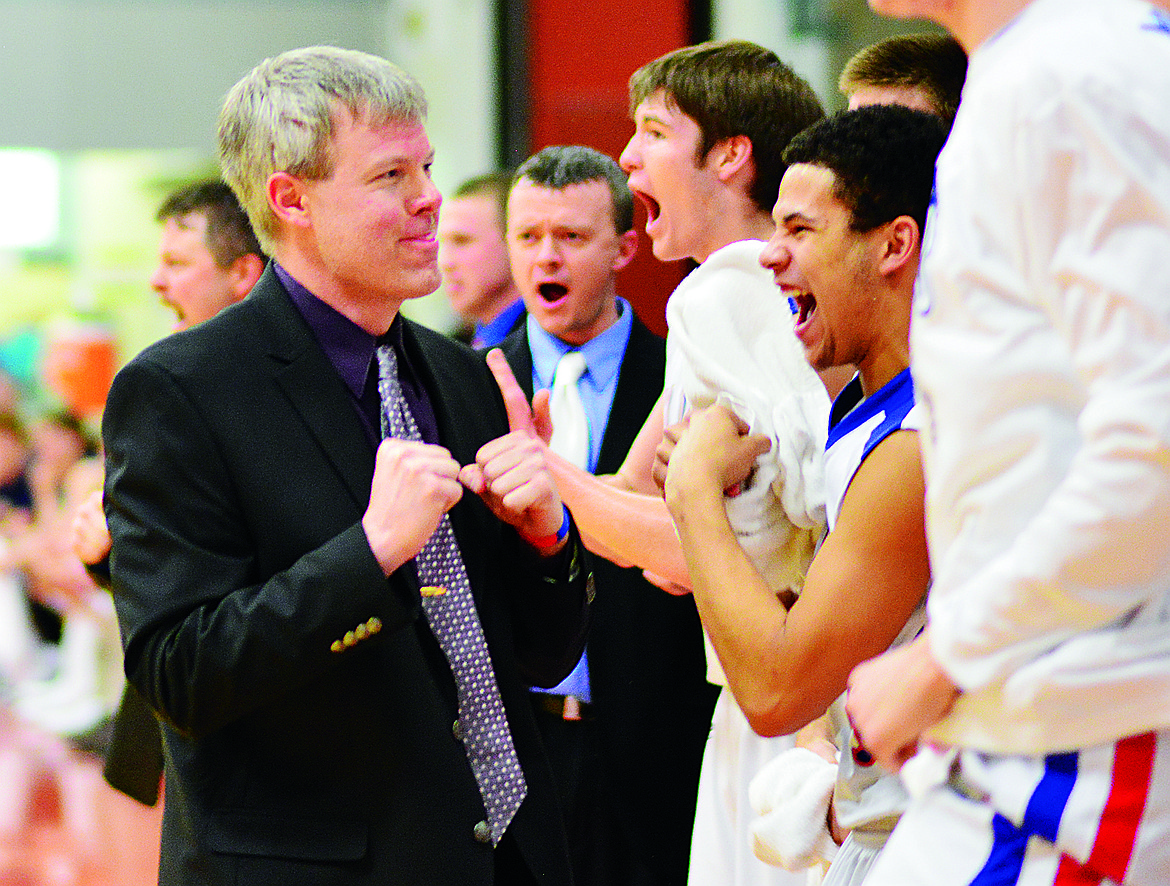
103,355,416,739
928,61,1170,691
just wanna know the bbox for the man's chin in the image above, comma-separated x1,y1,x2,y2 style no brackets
401,268,443,299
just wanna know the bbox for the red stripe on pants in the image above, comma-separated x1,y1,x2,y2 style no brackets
1054,732,1156,886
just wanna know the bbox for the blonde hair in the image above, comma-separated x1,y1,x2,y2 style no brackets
217,46,427,252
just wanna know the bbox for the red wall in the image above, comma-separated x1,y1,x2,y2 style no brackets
525,4,695,338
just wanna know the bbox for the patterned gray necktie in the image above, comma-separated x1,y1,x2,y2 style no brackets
375,343,527,844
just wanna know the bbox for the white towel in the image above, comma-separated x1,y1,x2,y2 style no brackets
666,240,829,602
749,746,838,872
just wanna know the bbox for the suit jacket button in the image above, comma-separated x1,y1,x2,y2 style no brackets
473,820,492,844
452,719,464,742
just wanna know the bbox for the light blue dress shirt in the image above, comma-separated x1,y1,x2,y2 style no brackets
527,297,634,702
472,298,525,349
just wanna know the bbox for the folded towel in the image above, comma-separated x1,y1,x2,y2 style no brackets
749,746,838,871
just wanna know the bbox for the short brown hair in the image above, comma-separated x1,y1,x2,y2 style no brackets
629,39,824,213
839,34,967,129
512,146,633,234
157,179,266,268
450,170,514,234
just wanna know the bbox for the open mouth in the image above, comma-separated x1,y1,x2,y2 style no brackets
790,291,817,327
538,282,569,303
632,189,660,226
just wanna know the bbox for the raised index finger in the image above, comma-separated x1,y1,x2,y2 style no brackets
485,348,534,435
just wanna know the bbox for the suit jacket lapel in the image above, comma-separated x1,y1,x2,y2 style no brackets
597,317,665,475
248,269,376,511
501,327,537,401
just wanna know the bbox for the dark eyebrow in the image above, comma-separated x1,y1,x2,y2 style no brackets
782,210,816,226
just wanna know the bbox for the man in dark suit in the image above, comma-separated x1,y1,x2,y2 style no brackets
497,145,718,886
101,46,591,886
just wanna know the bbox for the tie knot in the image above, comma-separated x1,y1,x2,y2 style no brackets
375,342,400,382
553,350,587,388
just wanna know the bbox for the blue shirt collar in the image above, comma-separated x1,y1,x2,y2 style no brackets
474,298,525,349
527,297,632,392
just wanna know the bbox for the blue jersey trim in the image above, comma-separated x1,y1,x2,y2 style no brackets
826,368,915,458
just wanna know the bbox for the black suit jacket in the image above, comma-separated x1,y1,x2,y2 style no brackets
102,267,591,886
502,315,718,884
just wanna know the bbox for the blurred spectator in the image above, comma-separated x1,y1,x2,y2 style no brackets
0,408,118,753
70,178,266,806
150,179,267,330
438,171,525,347
0,411,33,522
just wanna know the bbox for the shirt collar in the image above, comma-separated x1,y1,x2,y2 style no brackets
475,298,525,349
527,296,633,391
274,260,378,400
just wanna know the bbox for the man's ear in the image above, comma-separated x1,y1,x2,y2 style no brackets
612,228,639,272
229,253,266,297
709,134,754,183
267,171,310,228
878,216,920,277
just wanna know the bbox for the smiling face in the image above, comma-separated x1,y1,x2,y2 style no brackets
507,177,635,347
760,163,885,374
291,107,441,324
619,90,724,263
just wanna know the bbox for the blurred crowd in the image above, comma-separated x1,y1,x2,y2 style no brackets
0,378,120,752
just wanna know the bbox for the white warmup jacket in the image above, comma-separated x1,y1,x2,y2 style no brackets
913,0,1170,755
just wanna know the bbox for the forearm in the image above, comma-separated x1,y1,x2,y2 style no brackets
508,523,592,687
846,632,959,772
932,444,1170,689
549,452,691,587
928,323,1170,689
668,480,799,732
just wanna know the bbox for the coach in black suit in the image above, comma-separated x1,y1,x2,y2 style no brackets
496,146,718,886
101,47,590,886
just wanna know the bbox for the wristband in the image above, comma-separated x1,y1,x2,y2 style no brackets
521,505,570,550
